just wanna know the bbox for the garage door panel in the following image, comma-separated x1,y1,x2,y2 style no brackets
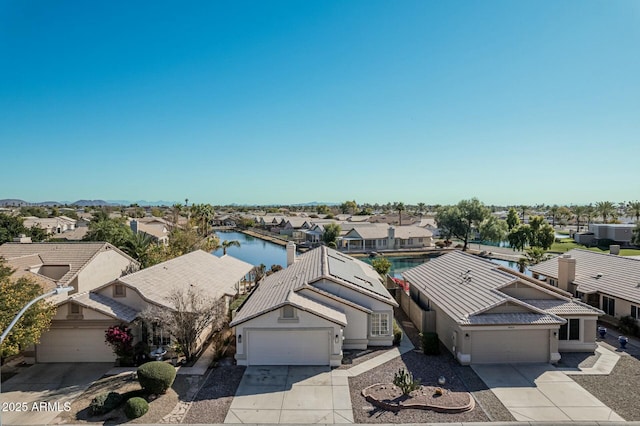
248,329,330,366
471,330,549,364
37,328,116,363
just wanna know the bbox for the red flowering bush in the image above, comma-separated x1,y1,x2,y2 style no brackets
105,324,134,364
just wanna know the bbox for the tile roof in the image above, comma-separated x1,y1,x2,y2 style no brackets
231,246,397,326
345,224,432,240
521,299,604,315
529,249,640,304
68,292,139,322
116,250,253,310
402,251,588,326
0,242,135,286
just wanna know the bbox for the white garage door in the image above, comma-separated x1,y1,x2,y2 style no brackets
37,328,116,363
471,330,549,364
248,329,330,365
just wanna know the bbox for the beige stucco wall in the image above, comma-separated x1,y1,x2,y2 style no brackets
500,282,558,300
603,296,636,319
97,283,148,312
557,316,598,352
77,249,136,293
53,302,115,321
297,288,368,348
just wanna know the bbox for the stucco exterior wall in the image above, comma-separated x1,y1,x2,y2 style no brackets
97,283,148,312
53,302,115,321
234,307,343,366
77,249,135,293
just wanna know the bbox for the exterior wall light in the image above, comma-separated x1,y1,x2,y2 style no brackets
238,334,242,343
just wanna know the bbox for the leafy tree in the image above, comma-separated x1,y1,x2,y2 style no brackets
0,213,28,244
322,223,341,246
478,216,508,244
19,206,48,218
167,227,220,257
83,216,134,248
507,216,555,251
371,257,392,276
508,225,530,251
595,201,616,224
557,206,572,226
139,287,226,362
436,198,490,251
316,205,331,215
340,200,357,214
151,208,164,218
0,260,55,359
236,217,255,229
506,208,520,231
632,224,640,246
222,240,241,255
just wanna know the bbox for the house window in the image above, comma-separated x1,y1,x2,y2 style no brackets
69,303,81,315
371,313,390,336
559,318,580,341
548,279,557,287
152,323,171,346
113,284,126,297
603,296,615,316
631,305,640,320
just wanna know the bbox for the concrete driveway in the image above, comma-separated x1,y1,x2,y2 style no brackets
224,366,353,424
473,363,624,422
1,363,112,425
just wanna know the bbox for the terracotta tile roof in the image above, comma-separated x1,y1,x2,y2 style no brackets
529,249,640,304
0,242,136,286
115,250,253,309
231,246,397,327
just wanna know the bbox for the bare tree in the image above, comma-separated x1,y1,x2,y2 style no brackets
139,287,226,362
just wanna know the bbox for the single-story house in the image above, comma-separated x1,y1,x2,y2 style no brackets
129,219,170,245
230,244,399,366
339,224,433,252
529,249,640,322
403,251,602,365
22,216,77,235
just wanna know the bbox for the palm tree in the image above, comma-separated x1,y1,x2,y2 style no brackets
627,201,640,223
222,239,241,255
123,232,154,267
572,205,587,232
417,202,427,217
393,202,406,226
595,201,616,224
548,205,559,227
519,205,529,221
585,204,595,228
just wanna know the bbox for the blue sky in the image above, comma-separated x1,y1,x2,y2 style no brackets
1,0,639,206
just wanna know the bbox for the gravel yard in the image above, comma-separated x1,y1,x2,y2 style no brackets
348,307,514,423
182,365,245,424
571,343,640,422
338,347,391,370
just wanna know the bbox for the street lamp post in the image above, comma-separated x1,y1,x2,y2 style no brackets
0,286,73,426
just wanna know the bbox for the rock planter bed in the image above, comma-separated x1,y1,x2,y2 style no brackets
362,383,474,413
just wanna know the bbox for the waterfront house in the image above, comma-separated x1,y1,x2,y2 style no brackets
339,224,433,252
230,244,398,366
403,251,602,365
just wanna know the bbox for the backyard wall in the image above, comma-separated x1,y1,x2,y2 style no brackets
397,289,435,333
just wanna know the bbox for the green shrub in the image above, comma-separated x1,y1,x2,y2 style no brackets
89,391,123,415
137,361,176,394
618,315,639,336
229,294,248,313
392,320,402,346
124,397,149,419
420,332,440,355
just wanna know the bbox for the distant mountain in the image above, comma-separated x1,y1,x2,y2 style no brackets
71,200,114,206
0,199,30,207
292,201,338,206
107,200,178,207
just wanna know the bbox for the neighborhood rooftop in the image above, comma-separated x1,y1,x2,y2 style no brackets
530,249,640,303
111,249,254,309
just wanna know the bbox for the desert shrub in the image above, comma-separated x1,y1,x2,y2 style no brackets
393,368,421,395
435,240,445,248
618,315,639,336
89,391,123,415
124,397,149,419
137,361,176,394
420,332,440,355
392,320,403,346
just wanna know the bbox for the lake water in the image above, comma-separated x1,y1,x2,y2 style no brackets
212,231,287,268
212,231,529,278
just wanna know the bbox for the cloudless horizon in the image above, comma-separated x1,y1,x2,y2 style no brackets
1,1,639,206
